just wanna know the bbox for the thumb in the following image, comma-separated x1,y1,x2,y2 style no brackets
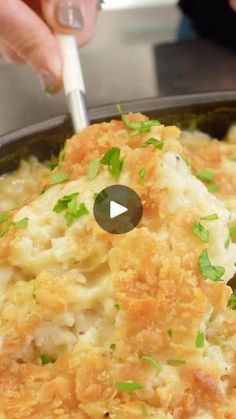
41,0,98,46
0,0,62,93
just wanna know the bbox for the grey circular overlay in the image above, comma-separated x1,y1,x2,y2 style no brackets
93,185,143,234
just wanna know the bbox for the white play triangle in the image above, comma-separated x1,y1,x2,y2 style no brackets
110,200,128,219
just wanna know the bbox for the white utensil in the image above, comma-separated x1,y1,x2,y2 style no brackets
57,34,89,133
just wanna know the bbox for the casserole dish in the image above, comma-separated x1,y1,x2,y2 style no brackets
0,91,235,174
0,91,236,418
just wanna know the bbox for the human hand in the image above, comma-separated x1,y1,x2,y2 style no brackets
0,1,98,93
229,0,236,11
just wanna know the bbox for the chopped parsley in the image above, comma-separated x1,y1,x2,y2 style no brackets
100,147,124,180
117,104,160,136
115,381,143,392
0,220,13,237
32,284,39,304
123,118,161,137
0,212,9,224
58,145,66,163
87,160,101,180
139,168,147,185
15,217,29,230
199,249,225,282
110,343,116,350
53,193,89,226
181,154,190,166
228,156,236,162
196,168,214,182
229,224,236,237
167,328,173,338
141,138,164,150
50,161,59,170
195,331,205,348
195,168,218,193
168,359,186,366
139,354,162,371
40,354,54,365
53,193,79,213
228,294,236,310
142,405,148,417
0,214,29,238
207,183,218,193
201,214,218,221
114,303,120,310
50,171,69,185
225,236,230,249
192,222,209,242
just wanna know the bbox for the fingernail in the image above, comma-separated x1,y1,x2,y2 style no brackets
56,0,84,30
38,70,60,96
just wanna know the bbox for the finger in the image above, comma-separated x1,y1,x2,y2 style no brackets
0,0,62,92
41,0,98,46
0,40,24,64
229,0,236,11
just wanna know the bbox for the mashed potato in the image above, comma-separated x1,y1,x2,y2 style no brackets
0,114,236,418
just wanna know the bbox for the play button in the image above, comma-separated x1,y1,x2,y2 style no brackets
93,185,143,234
110,201,128,219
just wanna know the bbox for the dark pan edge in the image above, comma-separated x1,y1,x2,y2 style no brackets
0,91,235,174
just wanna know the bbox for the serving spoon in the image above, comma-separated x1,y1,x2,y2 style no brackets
57,34,89,133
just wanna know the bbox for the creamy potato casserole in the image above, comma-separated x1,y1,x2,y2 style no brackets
0,113,236,418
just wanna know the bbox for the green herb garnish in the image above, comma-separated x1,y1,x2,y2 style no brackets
207,183,218,193
100,147,124,180
110,343,116,350
196,168,214,182
229,225,236,237
53,193,79,213
15,217,29,230
225,236,230,249
142,405,148,417
192,222,209,242
195,331,205,348
32,284,39,304
199,249,225,282
139,168,147,185
181,154,190,166
87,160,101,180
53,193,88,226
0,212,9,224
50,171,69,185
123,118,161,137
115,381,143,392
228,156,236,162
201,214,218,221
50,162,59,170
40,354,54,365
228,294,236,309
168,359,186,366
0,220,13,237
114,303,120,310
139,354,162,371
0,216,28,238
117,104,160,136
65,202,88,226
141,138,164,150
167,328,173,338
195,168,218,193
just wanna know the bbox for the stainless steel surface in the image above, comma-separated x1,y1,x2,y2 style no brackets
0,4,180,135
0,3,235,136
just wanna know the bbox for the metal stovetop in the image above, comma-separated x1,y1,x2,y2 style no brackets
0,2,235,136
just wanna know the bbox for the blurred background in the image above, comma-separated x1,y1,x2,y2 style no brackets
0,0,235,134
